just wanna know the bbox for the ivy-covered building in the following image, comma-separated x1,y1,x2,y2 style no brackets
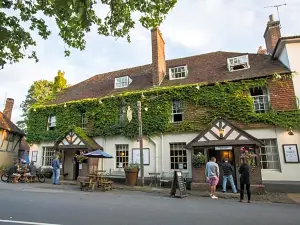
28,15,300,189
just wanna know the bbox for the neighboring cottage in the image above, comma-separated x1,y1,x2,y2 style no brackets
27,15,300,189
0,98,26,166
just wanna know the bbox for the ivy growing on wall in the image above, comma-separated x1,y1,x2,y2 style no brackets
26,77,300,143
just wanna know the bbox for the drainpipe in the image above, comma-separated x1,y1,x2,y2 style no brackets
161,133,164,173
148,136,158,173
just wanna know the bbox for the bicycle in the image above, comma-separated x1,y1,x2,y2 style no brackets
1,171,45,183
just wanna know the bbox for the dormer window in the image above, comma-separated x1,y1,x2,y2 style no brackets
114,76,132,89
227,55,250,72
169,66,188,80
47,116,56,131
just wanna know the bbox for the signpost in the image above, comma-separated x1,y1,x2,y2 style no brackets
170,170,187,198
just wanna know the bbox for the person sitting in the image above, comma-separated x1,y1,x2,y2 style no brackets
27,162,37,182
7,161,21,183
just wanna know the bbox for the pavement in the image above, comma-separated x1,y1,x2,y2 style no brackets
0,182,299,225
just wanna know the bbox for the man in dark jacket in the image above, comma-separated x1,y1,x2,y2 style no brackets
239,158,251,203
51,155,60,185
221,158,237,193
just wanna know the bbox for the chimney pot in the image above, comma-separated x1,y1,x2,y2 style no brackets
3,98,14,120
269,14,274,22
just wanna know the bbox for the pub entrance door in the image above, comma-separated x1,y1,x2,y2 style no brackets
207,147,237,189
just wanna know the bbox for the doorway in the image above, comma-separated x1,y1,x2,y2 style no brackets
207,147,237,188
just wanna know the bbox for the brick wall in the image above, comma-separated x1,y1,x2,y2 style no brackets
151,28,166,86
268,77,297,110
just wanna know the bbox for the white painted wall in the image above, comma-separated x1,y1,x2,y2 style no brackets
278,42,300,108
32,128,300,182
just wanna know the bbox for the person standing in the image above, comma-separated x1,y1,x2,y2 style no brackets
221,158,237,193
239,158,251,203
205,157,220,199
52,155,60,185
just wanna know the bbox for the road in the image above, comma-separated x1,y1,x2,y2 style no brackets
0,183,299,225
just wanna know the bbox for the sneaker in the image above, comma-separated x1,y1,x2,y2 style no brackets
212,195,218,199
209,193,212,197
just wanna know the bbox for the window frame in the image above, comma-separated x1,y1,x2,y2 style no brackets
249,87,270,113
259,139,281,171
114,76,132,89
169,65,188,80
170,142,188,170
115,144,129,168
42,147,55,167
47,116,56,131
81,113,88,129
171,100,184,123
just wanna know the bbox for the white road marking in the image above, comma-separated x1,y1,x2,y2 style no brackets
0,219,61,225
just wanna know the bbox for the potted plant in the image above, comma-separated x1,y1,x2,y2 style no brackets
0,164,9,176
124,163,140,186
192,152,206,183
240,147,257,170
74,151,89,179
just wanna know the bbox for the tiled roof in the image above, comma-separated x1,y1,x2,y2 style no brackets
0,112,25,136
52,51,290,104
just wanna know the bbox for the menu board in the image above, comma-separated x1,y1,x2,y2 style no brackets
283,145,299,163
132,148,150,165
170,170,187,198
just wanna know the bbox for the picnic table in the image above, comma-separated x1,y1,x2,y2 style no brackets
79,172,113,192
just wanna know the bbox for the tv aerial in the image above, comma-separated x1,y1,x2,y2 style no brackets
264,3,287,22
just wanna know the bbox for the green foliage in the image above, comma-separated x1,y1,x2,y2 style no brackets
0,164,10,172
26,78,300,143
125,163,140,170
20,80,54,116
192,153,206,168
0,0,177,69
53,70,67,94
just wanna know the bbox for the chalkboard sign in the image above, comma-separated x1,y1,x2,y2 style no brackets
170,170,187,198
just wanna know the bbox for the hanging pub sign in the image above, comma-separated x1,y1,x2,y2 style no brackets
170,170,187,198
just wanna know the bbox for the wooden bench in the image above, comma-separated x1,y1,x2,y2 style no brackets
98,181,113,192
80,180,97,192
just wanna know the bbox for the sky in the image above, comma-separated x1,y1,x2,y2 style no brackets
1,0,300,123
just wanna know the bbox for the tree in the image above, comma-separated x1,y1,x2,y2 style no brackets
20,79,54,116
0,0,177,69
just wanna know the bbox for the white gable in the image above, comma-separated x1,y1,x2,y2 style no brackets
58,132,85,146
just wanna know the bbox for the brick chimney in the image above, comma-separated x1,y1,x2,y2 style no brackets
3,98,14,120
151,28,166,86
264,14,281,55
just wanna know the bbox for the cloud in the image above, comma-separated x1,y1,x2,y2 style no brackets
0,0,300,123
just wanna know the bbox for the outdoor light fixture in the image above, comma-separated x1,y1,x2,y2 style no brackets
64,103,67,108
288,127,294,136
219,128,224,138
